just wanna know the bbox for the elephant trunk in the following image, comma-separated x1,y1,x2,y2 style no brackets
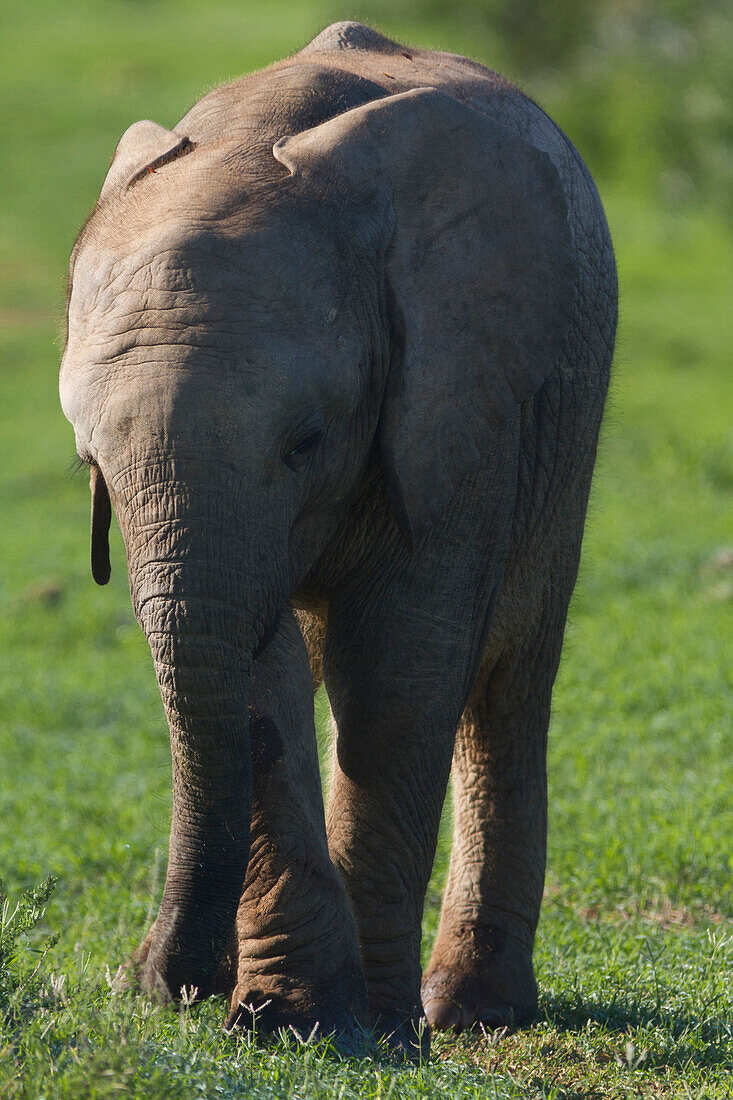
142,595,251,1000
123,472,258,1001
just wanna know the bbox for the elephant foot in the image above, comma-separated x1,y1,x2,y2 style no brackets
371,1009,430,1062
422,925,537,1033
226,978,371,1054
227,857,371,1051
114,922,237,1002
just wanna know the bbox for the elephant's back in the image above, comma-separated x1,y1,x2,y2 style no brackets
297,21,515,99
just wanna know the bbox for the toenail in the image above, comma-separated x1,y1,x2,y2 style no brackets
423,996,462,1032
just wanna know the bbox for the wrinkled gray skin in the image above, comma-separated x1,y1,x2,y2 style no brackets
60,23,616,1057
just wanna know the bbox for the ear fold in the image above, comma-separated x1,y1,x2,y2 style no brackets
274,87,575,546
90,465,111,586
100,120,192,201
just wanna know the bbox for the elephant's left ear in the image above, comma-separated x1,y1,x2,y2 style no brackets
100,121,192,202
274,88,575,547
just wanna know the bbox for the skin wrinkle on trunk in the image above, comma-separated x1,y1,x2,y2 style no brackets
139,586,253,1000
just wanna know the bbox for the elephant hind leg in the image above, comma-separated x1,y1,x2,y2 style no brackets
421,602,568,1033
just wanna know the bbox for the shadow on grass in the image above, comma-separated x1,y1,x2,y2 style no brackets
538,994,732,1070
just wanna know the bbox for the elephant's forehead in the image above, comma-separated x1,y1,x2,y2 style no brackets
68,215,352,351
61,255,363,444
62,201,365,445
72,216,336,314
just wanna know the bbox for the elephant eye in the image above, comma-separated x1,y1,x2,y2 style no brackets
283,428,324,469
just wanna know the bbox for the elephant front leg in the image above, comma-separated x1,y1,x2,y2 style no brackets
227,610,369,1048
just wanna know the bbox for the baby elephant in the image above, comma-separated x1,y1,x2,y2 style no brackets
60,22,616,1056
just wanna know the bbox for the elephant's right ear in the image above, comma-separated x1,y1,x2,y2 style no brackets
274,88,575,548
99,121,192,201
90,465,111,586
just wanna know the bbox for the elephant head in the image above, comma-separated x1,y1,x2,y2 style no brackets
60,88,572,1001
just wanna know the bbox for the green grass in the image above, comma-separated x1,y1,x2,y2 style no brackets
1,2,731,1097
